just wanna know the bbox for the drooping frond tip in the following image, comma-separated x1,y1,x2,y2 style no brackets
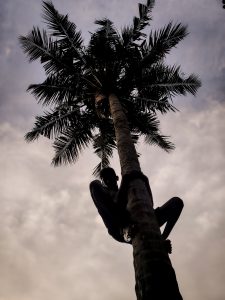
141,22,188,66
93,18,118,41
92,122,117,177
132,0,155,41
42,1,83,51
94,18,113,27
19,27,53,63
121,0,155,45
52,128,92,166
144,133,175,152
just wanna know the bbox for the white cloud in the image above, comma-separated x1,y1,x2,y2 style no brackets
0,121,135,300
1,99,225,300
137,101,225,299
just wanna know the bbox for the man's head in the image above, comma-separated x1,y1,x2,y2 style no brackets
100,167,119,189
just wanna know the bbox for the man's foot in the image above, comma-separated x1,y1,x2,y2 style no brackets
164,239,172,254
122,224,136,243
122,226,172,252
123,227,132,243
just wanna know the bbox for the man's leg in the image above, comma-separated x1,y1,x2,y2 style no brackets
154,197,184,240
89,180,125,243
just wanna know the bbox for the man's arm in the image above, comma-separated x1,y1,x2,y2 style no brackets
90,180,128,243
114,171,153,208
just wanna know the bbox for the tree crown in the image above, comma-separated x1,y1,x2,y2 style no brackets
19,0,201,176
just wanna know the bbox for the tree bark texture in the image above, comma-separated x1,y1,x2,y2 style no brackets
109,93,183,300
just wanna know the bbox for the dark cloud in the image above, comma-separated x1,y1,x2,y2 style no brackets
0,1,44,125
1,0,224,125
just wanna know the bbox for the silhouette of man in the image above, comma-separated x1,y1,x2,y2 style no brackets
90,167,183,252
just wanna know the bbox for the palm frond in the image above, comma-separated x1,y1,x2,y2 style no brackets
129,111,174,152
25,106,82,141
89,18,119,62
121,0,155,45
52,127,92,166
124,96,178,114
42,1,83,54
86,18,124,92
144,133,175,152
120,26,134,46
92,163,104,179
129,110,160,133
148,76,201,96
94,18,118,39
19,27,74,75
92,134,116,177
92,119,117,177
133,0,155,40
141,22,188,66
140,63,201,98
19,27,55,62
93,133,116,160
27,74,82,106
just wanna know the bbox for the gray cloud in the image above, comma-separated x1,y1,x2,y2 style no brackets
138,101,225,299
0,122,135,300
0,0,224,125
0,100,225,300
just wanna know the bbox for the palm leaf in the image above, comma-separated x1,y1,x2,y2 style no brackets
19,27,74,75
92,119,117,176
129,111,174,152
141,22,188,66
140,63,201,97
19,27,55,61
144,133,175,152
129,110,159,133
25,106,81,141
94,18,118,39
89,18,119,64
123,96,178,114
52,127,92,166
92,133,116,177
27,74,82,106
121,0,155,45
42,1,83,55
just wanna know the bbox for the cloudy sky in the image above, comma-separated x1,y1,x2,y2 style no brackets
0,0,225,299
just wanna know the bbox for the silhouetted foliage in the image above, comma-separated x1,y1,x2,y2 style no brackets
19,0,201,177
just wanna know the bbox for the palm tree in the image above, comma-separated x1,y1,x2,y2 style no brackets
19,1,201,299
222,0,225,9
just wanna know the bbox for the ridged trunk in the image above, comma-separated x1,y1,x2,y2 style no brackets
108,93,183,300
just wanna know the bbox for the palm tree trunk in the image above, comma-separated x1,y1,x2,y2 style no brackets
109,93,183,300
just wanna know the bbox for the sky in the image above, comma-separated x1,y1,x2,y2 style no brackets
0,0,225,299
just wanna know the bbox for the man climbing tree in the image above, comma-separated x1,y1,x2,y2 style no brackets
19,0,201,299
90,167,183,253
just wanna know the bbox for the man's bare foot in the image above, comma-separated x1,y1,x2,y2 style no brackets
122,223,137,243
164,239,172,254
